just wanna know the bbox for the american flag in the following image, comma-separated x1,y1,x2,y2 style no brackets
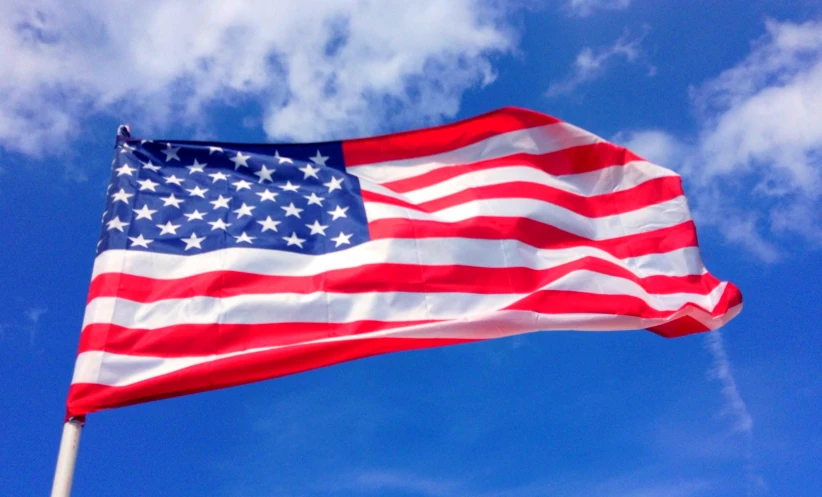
67,107,742,418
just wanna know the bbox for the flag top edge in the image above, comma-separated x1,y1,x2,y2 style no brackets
114,107,563,154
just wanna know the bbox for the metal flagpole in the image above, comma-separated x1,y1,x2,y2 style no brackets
50,418,84,497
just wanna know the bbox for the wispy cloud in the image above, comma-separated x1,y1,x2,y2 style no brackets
23,306,46,346
616,19,822,261
331,470,460,497
0,306,47,347
545,28,650,98
477,476,710,497
24,307,46,325
317,469,711,497
705,331,753,435
566,0,632,17
0,1,517,156
705,331,765,496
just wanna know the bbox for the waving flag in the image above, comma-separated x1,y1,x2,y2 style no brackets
67,107,742,418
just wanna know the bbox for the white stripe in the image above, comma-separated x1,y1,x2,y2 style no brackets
91,241,706,281
360,160,677,202
347,122,599,184
82,272,728,330
364,196,690,240
72,303,742,387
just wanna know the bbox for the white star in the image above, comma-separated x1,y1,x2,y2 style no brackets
186,185,209,198
164,175,184,186
279,181,300,192
256,189,278,202
184,210,206,221
111,188,133,204
304,192,324,206
233,203,256,218
106,216,128,232
232,179,253,191
298,163,320,179
254,164,275,183
281,202,303,218
209,171,228,183
230,152,251,170
210,195,231,210
157,221,181,235
273,151,293,164
209,218,231,231
306,220,328,235
162,143,181,162
331,231,353,247
182,233,206,250
208,146,223,155
309,150,329,166
186,159,207,174
119,143,136,154
128,234,153,248
324,176,344,193
137,178,160,192
328,205,349,220
134,205,158,220
161,193,184,208
142,160,161,172
115,163,136,176
282,232,306,248
234,232,256,244
257,216,281,232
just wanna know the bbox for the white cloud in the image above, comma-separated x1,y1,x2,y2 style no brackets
616,19,822,260
0,0,516,155
545,28,648,98
613,130,689,169
567,0,631,17
691,19,822,196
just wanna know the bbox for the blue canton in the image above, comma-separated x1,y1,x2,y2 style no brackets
98,129,370,256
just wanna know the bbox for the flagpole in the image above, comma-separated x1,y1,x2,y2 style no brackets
50,418,84,497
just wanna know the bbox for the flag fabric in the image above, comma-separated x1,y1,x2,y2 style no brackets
67,107,742,418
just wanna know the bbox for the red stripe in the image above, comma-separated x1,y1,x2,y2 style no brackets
343,107,561,166
378,142,644,193
78,320,435,357
87,257,720,304
368,218,700,259
509,285,741,320
363,176,684,219
66,337,476,418
648,316,710,338
78,283,735,360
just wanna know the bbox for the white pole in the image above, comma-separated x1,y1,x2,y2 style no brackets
50,418,84,497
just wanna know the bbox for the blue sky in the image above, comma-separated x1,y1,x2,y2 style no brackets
1,1,821,496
